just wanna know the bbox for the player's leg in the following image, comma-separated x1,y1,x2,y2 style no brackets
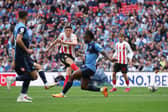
34,63,47,84
62,55,79,88
123,73,130,92
7,56,37,102
121,64,130,92
59,54,79,89
17,79,31,102
16,58,38,103
52,69,82,97
6,57,34,89
62,69,81,94
80,67,99,91
29,70,38,80
17,71,38,103
110,72,117,91
34,63,57,89
63,67,72,89
80,67,108,97
81,78,108,97
65,57,79,71
110,63,119,92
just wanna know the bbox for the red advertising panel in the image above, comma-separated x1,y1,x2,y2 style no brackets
0,73,16,86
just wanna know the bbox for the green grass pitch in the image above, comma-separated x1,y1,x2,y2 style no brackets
0,86,168,112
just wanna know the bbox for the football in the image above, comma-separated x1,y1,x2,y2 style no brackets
148,85,158,92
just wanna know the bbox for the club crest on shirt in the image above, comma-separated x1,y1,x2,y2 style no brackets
19,28,25,34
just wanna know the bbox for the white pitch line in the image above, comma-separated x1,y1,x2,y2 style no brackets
26,94,168,98
69,94,168,97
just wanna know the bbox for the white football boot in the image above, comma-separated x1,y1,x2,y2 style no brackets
44,82,58,90
17,94,32,103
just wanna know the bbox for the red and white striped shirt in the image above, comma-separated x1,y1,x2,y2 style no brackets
58,32,77,57
113,41,133,64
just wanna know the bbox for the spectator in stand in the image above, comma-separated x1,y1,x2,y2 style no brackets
0,57,4,72
142,60,153,72
0,0,167,72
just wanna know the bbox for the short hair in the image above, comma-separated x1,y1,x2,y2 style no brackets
85,30,94,39
65,23,72,29
19,10,28,19
119,33,124,37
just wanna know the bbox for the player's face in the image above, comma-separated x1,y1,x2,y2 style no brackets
65,28,72,37
119,36,124,42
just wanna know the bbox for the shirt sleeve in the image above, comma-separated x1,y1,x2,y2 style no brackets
17,27,26,35
94,43,104,52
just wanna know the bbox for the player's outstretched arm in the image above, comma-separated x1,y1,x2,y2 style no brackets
11,48,15,69
101,51,117,62
46,39,61,52
16,34,33,54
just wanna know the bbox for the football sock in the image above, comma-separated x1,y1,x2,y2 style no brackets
20,93,26,97
126,80,129,87
63,75,69,89
100,87,104,92
62,81,73,94
16,75,33,81
21,80,30,94
112,79,116,88
88,85,100,92
70,63,79,71
39,71,47,84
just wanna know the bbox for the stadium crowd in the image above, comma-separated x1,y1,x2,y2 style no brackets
0,0,168,72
